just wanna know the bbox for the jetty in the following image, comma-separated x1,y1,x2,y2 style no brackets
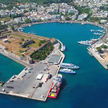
0,42,65,101
57,39,66,51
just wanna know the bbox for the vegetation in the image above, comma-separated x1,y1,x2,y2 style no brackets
31,42,54,61
19,50,25,53
0,0,73,5
88,17,100,22
75,6,91,15
100,5,108,11
25,19,31,23
96,47,102,53
101,44,108,49
0,22,7,30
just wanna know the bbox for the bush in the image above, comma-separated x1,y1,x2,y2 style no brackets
31,42,54,61
96,47,102,52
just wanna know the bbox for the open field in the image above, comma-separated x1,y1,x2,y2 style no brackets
0,31,50,59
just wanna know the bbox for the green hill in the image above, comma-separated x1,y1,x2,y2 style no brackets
0,0,73,5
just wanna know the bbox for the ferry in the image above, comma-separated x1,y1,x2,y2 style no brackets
59,68,76,74
60,63,79,69
48,74,62,99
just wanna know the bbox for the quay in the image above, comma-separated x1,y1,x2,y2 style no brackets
57,39,66,51
88,27,108,69
0,42,65,101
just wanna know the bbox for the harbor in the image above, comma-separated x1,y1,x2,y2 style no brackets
0,41,65,101
88,27,108,69
1,22,108,108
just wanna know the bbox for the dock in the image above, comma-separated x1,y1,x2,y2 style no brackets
88,27,108,69
57,39,66,51
0,42,65,101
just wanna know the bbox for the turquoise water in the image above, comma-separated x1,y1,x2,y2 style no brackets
0,54,24,82
1,23,108,108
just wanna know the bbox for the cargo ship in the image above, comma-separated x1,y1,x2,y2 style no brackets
59,68,76,74
48,74,62,98
60,63,79,70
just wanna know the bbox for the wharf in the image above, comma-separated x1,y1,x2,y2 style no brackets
88,27,108,69
88,47,108,69
0,43,65,101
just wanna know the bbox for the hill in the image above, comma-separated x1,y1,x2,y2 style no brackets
0,0,73,5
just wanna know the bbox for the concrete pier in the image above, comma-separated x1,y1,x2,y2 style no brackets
0,43,65,101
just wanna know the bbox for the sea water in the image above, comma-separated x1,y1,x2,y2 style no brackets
0,23,108,108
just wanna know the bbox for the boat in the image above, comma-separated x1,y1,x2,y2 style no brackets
90,29,104,33
93,32,103,36
61,45,66,51
78,41,91,46
78,39,98,46
60,63,79,69
48,74,62,99
90,29,95,32
59,68,76,74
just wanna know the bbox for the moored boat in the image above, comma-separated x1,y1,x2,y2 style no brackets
48,74,62,99
59,68,76,74
78,41,91,46
60,63,79,69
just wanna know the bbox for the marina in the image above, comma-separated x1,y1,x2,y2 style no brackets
78,39,98,46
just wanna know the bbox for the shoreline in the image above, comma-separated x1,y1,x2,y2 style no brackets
20,20,105,30
0,20,107,101
0,40,65,102
87,27,108,69
21,20,108,70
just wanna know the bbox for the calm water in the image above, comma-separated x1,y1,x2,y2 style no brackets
0,54,24,82
1,23,108,108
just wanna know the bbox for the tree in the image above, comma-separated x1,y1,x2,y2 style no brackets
96,47,102,53
25,19,31,23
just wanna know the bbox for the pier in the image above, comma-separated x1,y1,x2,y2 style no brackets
57,39,66,51
88,27,108,69
0,42,65,101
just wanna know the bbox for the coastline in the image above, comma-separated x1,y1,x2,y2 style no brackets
21,20,108,69
88,27,108,69
0,20,107,102
20,20,105,30
0,39,65,101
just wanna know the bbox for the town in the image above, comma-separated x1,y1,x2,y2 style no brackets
0,0,108,30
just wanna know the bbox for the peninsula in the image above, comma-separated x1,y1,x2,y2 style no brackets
0,29,65,101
